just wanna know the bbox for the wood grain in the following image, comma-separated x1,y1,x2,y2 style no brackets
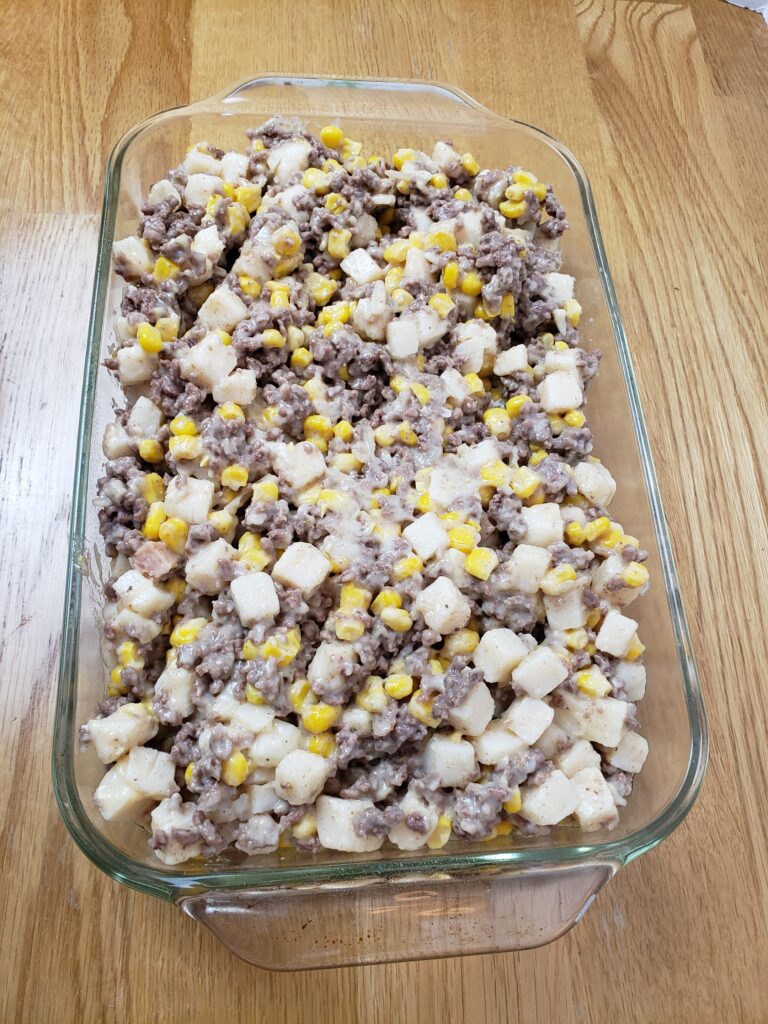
1,0,767,1021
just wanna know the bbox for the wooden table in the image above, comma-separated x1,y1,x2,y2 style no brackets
2,1,767,1020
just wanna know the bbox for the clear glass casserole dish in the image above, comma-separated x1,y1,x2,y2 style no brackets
53,74,707,969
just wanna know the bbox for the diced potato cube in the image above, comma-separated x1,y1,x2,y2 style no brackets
340,248,384,285
272,542,332,594
273,442,326,491
315,796,385,853
595,609,638,658
521,503,563,547
543,585,588,630
247,720,301,768
607,732,649,773
163,475,214,524
87,703,158,764
502,696,554,744
571,766,619,831
520,769,579,826
154,662,195,720
414,576,471,635
472,721,528,767
403,512,449,561
112,235,154,278
574,461,616,507
447,682,495,737
542,272,575,304
111,608,162,644
197,285,248,333
387,789,439,851
102,422,133,459
116,344,157,385
423,735,477,787
512,644,568,699
94,747,176,822
178,331,238,390
558,692,630,747
220,150,249,182
245,781,279,815
352,280,392,341
147,179,181,207
113,569,175,617
473,628,529,683
228,703,276,737
150,795,202,864
267,138,312,185
184,172,224,207
184,538,237,594
386,317,420,359
230,571,280,626
308,641,356,701
555,738,601,777
494,344,529,376
538,373,582,414
212,367,257,407
502,544,552,594
612,659,647,701
191,224,225,262
274,749,330,805
126,396,163,438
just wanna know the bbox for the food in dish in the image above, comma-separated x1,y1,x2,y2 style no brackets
82,119,650,863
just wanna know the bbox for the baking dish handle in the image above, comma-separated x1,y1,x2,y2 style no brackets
179,861,616,969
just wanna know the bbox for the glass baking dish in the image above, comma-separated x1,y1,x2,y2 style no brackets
53,74,707,969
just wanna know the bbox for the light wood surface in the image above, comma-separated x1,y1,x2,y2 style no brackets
1,0,767,1020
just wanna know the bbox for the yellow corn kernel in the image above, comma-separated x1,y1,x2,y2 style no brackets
584,516,611,542
136,322,163,354
269,286,290,309
459,271,483,297
284,344,309,371
306,730,335,759
141,472,165,504
428,292,455,319
301,166,330,194
499,294,516,319
576,667,612,699
237,532,271,571
382,269,403,296
563,298,582,327
158,517,188,555
564,628,589,652
320,124,344,148
209,510,234,538
256,328,284,352
398,422,419,446
324,192,348,214
163,577,186,604
244,682,267,705
217,402,245,421
475,301,496,321
306,436,328,453
301,701,340,735
142,501,167,540
430,172,448,189
426,813,452,849
222,750,249,787
495,820,515,837
381,240,408,265
540,563,578,596
153,256,180,281
465,546,499,580
170,617,207,647
332,452,362,473
272,225,302,257
392,147,417,170
461,152,480,176
426,229,457,253
116,641,143,669
622,561,650,588
481,461,510,488
371,589,402,614
596,526,626,551
317,300,351,327
327,228,351,260
562,410,585,430
373,423,398,448
227,202,250,236
415,491,433,513
386,287,409,311
527,449,546,468
380,607,413,633
564,521,586,546
335,615,365,642
442,628,480,657
393,556,423,581
447,525,477,554
503,789,522,815
505,394,531,418
340,584,371,611
499,199,528,219
454,187,472,201
332,419,354,443
288,678,311,711
586,608,602,631
183,762,195,787
205,194,221,219
217,464,247,491
441,261,460,290
512,169,537,188
463,372,485,396
238,274,262,298
407,689,440,728
356,676,388,714
138,438,164,464
253,479,279,502
384,673,414,700
510,466,541,499
155,316,179,342
483,407,512,439
404,382,429,407
307,274,338,307
234,184,261,213
625,634,645,661
505,183,527,202
304,414,334,440
168,415,197,438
